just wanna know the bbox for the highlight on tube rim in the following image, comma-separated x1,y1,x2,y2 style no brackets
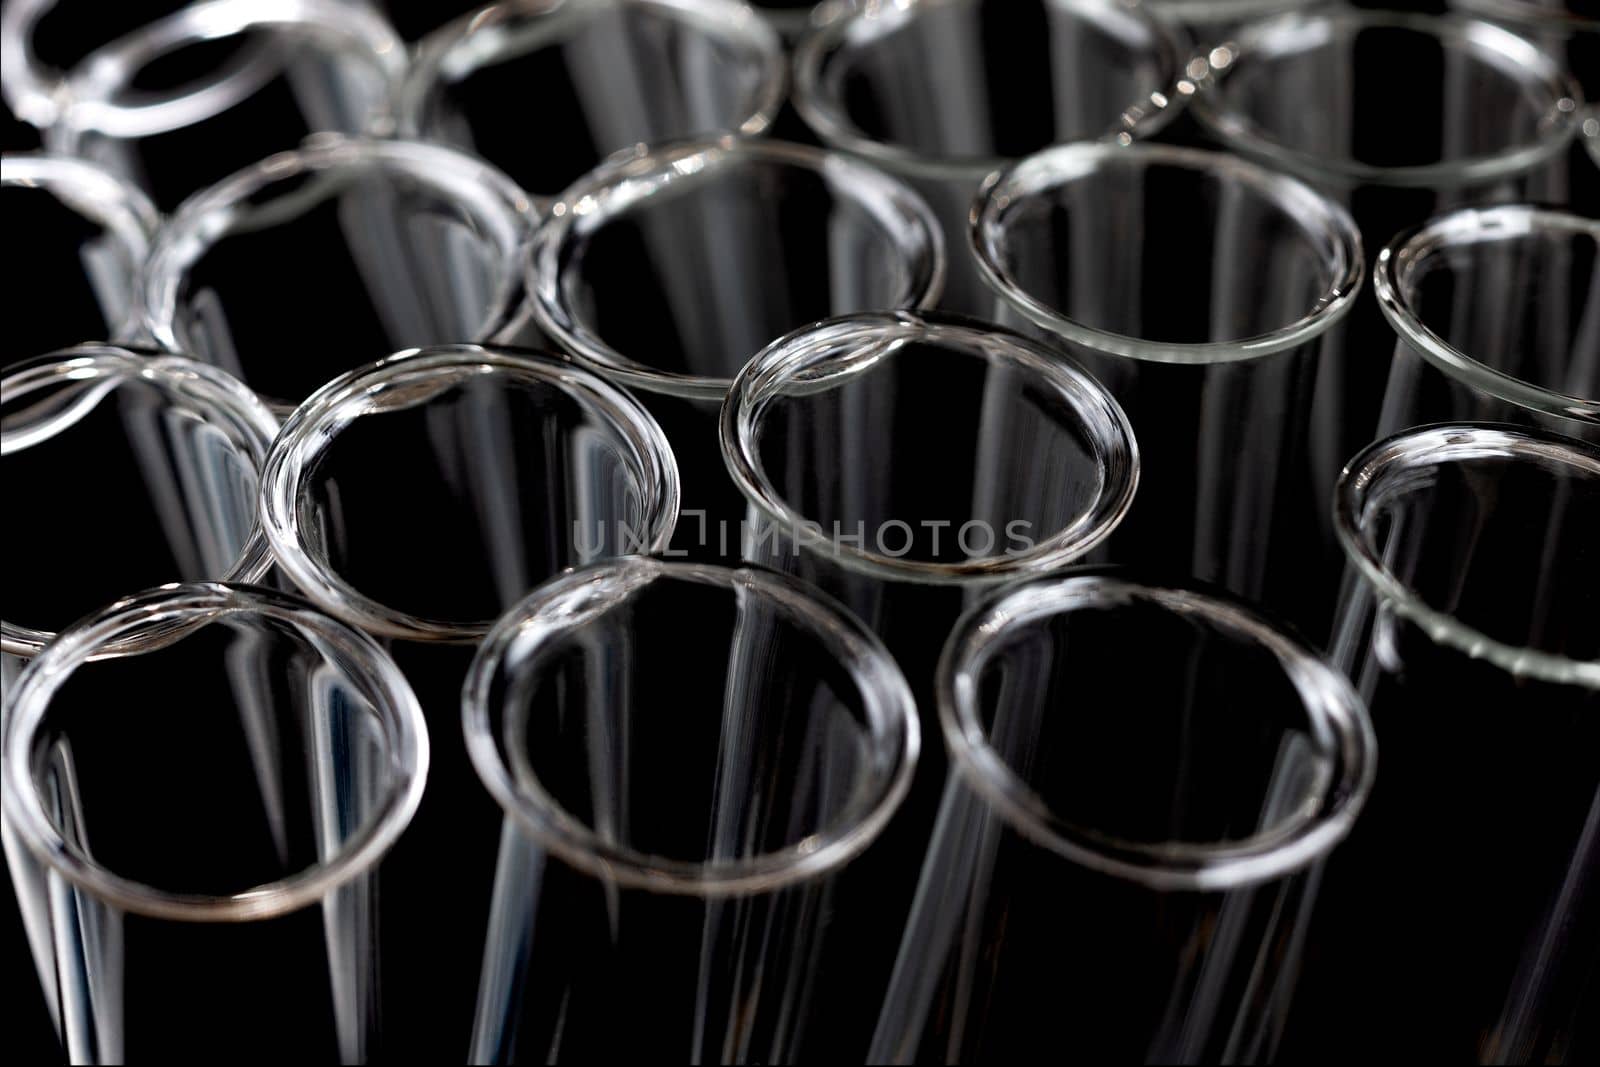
972,142,1364,364
0,346,281,659
1334,423,1600,688
792,0,1191,180
938,572,1377,892
1,156,160,305
1448,0,1600,31
1190,9,1584,189
462,556,921,896
41,0,405,142
0,582,430,922
720,310,1141,584
1374,205,1600,428
527,135,947,400
397,0,788,196
143,134,541,412
1143,0,1322,28
259,344,682,643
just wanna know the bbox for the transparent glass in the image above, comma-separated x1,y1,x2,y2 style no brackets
1281,425,1600,1063
793,0,1187,313
1375,205,1598,443
2,582,428,1064
1,346,278,667
720,309,1138,977
1191,9,1584,506
398,0,785,202
873,572,1373,1063
143,135,539,412
974,142,1362,634
1,153,157,367
529,136,943,559
42,0,403,211
1144,0,1318,44
258,343,680,1058
463,557,918,1062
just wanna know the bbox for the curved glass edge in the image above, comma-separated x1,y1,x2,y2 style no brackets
0,346,281,658
0,581,430,922
1333,422,1600,687
526,134,946,399
1374,204,1600,425
258,344,682,643
719,310,1141,584
461,556,920,896
972,141,1364,364
938,571,1377,892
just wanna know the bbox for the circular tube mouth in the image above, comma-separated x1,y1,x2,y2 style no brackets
259,344,682,643
142,134,540,411
1334,423,1600,688
1190,10,1584,189
527,135,946,400
792,0,1190,180
1,150,159,249
398,0,786,198
939,572,1376,892
0,581,430,922
972,142,1364,364
1374,205,1599,427
720,310,1140,584
1,346,280,658
1449,0,1600,32
462,556,920,895
39,0,403,142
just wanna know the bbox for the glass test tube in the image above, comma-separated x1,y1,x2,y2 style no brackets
1281,424,1600,1063
2,582,429,1063
398,0,786,203
792,0,1187,314
142,135,539,412
1,153,157,367
1373,204,1598,444
463,557,919,1062
527,136,944,561
257,343,681,1059
41,0,404,211
972,141,1363,637
873,571,1374,1063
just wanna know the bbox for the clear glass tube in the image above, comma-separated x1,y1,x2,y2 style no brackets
258,343,680,1059
2,581,428,1063
462,557,918,1061
720,308,1139,975
792,0,1187,313
974,141,1362,634
1190,9,1584,516
871,571,1373,1063
1,153,157,367
1143,0,1318,45
41,0,404,211
398,0,786,203
1374,205,1598,443
1281,424,1600,1063
142,134,539,412
1448,0,1600,103
528,135,943,559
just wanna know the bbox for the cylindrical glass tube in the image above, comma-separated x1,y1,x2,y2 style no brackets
143,135,539,412
792,0,1187,314
528,136,943,559
1374,205,1598,443
872,572,1374,1063
1449,0,1600,103
463,557,919,1062
1190,9,1584,512
1143,0,1317,47
2,581,429,1064
973,142,1362,634
259,343,680,1059
720,309,1138,977
1281,425,1600,1063
398,0,786,203
41,0,403,211
1,153,157,367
